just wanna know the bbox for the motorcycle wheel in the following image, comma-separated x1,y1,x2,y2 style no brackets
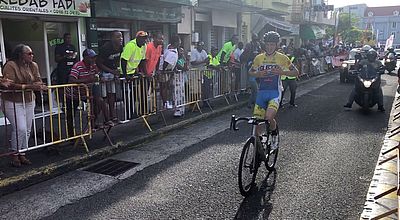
363,94,369,110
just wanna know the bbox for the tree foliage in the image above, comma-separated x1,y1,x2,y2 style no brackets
336,13,365,44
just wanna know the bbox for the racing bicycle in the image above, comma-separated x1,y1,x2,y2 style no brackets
230,115,279,196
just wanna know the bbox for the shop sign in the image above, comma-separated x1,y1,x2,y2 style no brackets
0,0,91,17
96,1,181,23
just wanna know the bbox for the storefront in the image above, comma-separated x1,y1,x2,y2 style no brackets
93,0,189,49
0,0,90,85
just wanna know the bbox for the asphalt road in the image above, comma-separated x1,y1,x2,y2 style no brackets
37,71,397,220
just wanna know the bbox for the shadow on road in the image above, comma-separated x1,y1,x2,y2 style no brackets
234,170,277,220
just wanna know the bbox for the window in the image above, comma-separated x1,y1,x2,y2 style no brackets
393,22,397,29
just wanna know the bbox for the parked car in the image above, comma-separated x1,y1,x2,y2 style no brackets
340,48,360,83
394,49,400,59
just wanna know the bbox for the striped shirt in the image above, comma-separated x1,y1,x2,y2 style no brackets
70,61,98,80
67,61,98,100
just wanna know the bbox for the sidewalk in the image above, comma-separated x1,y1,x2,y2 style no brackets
0,70,339,197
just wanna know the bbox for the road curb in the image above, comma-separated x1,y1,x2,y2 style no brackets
0,100,248,196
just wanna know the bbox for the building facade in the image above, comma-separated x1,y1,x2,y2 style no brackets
0,0,90,84
362,6,400,47
335,4,368,29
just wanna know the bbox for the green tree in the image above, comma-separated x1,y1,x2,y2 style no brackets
336,13,363,44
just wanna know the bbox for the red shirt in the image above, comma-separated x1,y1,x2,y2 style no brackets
70,60,98,81
145,42,162,76
67,60,98,99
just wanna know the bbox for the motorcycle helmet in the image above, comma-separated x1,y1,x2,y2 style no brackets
361,45,372,53
387,46,394,52
366,49,378,62
264,31,280,43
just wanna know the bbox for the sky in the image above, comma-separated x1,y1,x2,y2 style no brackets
331,0,400,8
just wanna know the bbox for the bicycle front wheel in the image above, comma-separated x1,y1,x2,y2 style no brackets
238,137,258,196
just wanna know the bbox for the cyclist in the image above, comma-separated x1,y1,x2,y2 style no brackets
249,31,299,150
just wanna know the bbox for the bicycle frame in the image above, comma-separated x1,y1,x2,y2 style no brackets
231,115,269,171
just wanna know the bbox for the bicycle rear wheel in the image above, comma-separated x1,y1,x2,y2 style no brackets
265,128,279,171
238,137,258,196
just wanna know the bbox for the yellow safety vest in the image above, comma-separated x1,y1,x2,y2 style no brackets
281,56,296,80
120,39,146,75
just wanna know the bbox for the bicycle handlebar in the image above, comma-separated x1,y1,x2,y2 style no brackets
230,115,269,131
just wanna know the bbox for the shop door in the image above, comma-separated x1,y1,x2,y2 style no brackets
45,22,79,83
2,19,45,78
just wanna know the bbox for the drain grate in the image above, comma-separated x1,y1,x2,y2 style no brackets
83,159,140,176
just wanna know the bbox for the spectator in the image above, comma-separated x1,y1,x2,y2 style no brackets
145,32,164,77
67,49,111,134
190,41,209,70
218,34,239,65
174,47,188,117
203,46,220,103
55,33,78,85
97,30,123,123
160,34,181,110
232,42,244,92
0,77,13,173
240,34,262,109
2,44,47,167
120,31,148,118
120,31,148,78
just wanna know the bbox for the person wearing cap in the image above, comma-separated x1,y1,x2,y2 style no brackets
67,49,112,134
120,31,148,78
190,41,209,70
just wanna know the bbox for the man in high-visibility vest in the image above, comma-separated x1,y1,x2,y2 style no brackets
217,34,239,65
280,55,298,108
120,31,148,78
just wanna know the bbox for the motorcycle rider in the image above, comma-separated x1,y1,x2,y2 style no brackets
385,46,396,57
355,45,371,69
344,49,385,112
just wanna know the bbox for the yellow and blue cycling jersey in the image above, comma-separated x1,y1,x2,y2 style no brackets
251,52,292,118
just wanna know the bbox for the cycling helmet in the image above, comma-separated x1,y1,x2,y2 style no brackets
264,31,280,43
387,46,394,52
361,45,372,53
366,49,377,62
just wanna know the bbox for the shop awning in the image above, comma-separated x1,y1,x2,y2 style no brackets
198,0,260,12
251,14,299,36
300,25,326,40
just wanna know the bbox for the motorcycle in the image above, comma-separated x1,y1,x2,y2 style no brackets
384,53,397,73
354,66,385,110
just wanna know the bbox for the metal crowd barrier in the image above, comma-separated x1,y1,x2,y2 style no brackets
367,91,400,219
0,84,92,157
0,67,243,157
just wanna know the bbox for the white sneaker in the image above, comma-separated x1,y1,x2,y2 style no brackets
270,133,279,151
174,109,183,117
